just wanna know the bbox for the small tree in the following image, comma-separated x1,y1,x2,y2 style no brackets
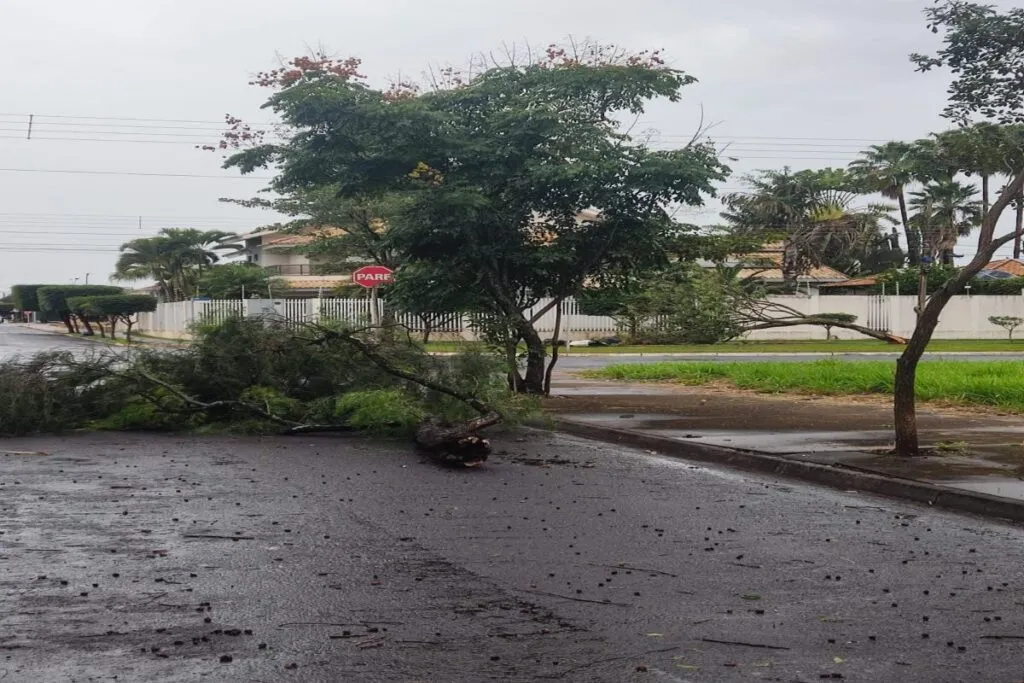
891,1,1024,455
989,315,1024,342
69,295,158,342
817,313,858,341
38,286,123,334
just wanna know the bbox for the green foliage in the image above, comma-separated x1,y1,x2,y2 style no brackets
583,264,753,344
10,284,48,312
221,44,729,394
197,263,273,299
591,359,1024,414
816,313,858,324
815,313,858,340
0,318,516,437
335,389,426,435
0,352,117,436
910,2,1024,125
114,228,237,301
68,294,157,317
989,316,1024,341
90,393,189,431
722,167,899,286
837,267,1024,296
38,285,122,320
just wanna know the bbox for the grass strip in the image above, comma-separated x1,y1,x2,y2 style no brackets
586,360,1024,413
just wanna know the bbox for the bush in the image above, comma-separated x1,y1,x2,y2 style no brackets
10,284,48,313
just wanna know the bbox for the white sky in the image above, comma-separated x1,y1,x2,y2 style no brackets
0,0,1019,294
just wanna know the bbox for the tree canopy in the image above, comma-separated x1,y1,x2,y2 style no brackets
114,228,237,301
221,44,728,394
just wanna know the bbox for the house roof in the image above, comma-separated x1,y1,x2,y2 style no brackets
821,275,878,288
726,245,850,283
261,228,348,249
985,258,1024,277
737,266,849,283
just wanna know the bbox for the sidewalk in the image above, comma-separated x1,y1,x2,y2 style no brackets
547,377,1024,519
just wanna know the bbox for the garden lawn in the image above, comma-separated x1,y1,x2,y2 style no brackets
587,360,1024,413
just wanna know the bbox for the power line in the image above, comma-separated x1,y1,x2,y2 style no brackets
0,167,272,180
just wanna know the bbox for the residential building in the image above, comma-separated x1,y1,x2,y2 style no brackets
233,227,353,297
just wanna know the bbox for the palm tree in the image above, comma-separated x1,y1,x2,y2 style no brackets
849,141,920,265
935,123,1010,216
908,180,982,266
722,168,895,290
114,228,236,300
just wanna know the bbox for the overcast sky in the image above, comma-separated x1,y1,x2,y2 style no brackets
0,0,1018,294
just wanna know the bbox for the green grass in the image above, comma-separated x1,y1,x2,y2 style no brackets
425,339,1024,354
587,360,1024,413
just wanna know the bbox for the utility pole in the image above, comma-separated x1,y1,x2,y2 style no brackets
85,273,89,285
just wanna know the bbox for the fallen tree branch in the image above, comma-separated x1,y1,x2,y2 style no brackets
700,637,790,650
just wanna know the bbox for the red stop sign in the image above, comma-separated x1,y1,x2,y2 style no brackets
352,265,395,288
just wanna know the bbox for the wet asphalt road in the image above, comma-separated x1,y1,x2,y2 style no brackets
0,324,93,360
1,431,1024,682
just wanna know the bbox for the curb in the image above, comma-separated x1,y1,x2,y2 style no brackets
552,417,1024,524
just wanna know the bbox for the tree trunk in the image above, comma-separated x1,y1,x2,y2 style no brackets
898,191,919,266
894,284,952,456
125,320,134,343
110,317,118,340
420,317,432,345
517,318,547,395
543,301,563,395
1015,190,1023,260
61,315,75,334
80,316,95,336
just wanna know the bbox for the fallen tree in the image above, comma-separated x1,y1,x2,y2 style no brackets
0,318,525,467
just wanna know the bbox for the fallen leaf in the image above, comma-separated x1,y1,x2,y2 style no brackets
834,656,845,664
741,594,761,601
646,633,664,637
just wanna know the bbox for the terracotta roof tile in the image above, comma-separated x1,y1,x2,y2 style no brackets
985,259,1024,276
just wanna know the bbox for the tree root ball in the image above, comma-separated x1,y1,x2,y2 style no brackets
415,419,492,467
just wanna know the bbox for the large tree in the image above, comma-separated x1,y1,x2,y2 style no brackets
892,1,1024,456
114,228,237,301
221,45,728,394
908,178,982,265
849,141,922,265
722,167,896,289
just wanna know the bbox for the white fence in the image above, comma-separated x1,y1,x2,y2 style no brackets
136,293,1024,341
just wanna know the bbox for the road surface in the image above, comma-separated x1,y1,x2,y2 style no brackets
0,323,92,360
0,430,1022,681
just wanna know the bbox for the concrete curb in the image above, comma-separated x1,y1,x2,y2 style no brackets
553,417,1024,524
